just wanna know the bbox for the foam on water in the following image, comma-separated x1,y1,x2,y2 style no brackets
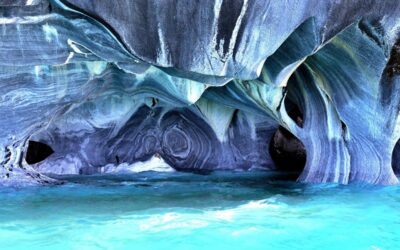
100,155,175,174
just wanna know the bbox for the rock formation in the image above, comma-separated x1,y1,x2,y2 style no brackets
0,0,399,186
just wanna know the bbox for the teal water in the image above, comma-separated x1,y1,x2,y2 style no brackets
0,171,399,250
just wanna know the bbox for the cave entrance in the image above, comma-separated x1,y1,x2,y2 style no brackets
392,140,400,176
25,140,54,165
269,126,306,174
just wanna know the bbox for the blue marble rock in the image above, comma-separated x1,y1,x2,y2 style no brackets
0,0,399,186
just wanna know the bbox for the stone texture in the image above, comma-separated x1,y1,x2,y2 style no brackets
0,0,399,185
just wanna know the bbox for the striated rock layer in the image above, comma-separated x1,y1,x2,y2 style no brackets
0,0,399,186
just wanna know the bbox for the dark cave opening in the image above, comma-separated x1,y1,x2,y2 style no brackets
392,140,400,176
269,126,306,173
284,96,304,128
25,140,54,165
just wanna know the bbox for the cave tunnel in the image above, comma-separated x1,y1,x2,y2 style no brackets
269,126,307,175
270,82,307,176
268,87,307,175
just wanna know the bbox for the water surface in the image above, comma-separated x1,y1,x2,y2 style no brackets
0,171,399,250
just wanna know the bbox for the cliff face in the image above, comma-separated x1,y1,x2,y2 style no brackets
0,0,399,186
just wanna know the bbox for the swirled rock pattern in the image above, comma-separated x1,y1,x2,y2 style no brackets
0,0,399,185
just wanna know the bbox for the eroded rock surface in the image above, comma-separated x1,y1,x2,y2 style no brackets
0,0,399,185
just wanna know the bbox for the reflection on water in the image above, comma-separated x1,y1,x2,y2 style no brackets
0,171,399,250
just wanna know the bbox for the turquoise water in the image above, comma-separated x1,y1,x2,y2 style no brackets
0,171,399,250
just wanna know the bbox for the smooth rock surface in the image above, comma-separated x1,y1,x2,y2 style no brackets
0,0,399,185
